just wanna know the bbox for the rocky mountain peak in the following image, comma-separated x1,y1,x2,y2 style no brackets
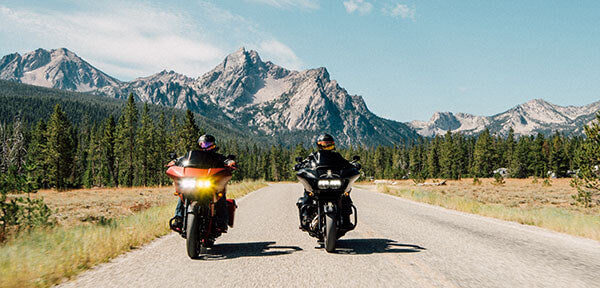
409,99,598,137
222,47,264,72
0,47,120,92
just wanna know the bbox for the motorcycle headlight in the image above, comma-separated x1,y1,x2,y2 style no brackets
197,180,212,188
179,179,212,190
318,180,330,189
329,179,342,189
317,179,342,189
179,178,197,189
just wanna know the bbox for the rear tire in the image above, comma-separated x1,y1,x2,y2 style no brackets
324,213,337,253
186,210,200,259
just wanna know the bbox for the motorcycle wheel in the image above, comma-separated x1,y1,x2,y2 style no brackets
186,210,200,259
324,213,337,253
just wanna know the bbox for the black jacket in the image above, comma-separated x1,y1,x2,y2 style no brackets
298,150,354,170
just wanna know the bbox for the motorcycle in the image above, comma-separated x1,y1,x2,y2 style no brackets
165,151,237,259
294,154,361,252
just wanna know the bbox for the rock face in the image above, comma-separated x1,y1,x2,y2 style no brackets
409,99,600,137
0,47,417,145
0,48,120,92
193,48,417,145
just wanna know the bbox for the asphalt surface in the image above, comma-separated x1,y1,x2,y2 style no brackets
59,183,600,288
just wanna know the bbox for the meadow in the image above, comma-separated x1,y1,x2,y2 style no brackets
364,178,600,241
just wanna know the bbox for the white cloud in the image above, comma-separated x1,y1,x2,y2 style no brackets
343,0,372,15
257,40,303,70
0,3,224,80
0,2,305,80
382,3,416,20
247,0,320,10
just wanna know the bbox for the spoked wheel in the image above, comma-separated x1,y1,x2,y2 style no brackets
324,213,337,253
186,210,200,259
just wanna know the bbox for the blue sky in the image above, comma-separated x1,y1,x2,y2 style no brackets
0,0,599,121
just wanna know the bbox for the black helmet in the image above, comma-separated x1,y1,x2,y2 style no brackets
198,134,216,151
316,134,335,151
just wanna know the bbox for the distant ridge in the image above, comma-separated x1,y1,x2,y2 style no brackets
408,99,600,137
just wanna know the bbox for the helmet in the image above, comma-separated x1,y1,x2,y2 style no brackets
316,134,335,151
198,134,216,151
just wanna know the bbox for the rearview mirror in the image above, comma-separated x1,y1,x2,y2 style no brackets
352,155,360,162
168,152,177,160
295,156,303,163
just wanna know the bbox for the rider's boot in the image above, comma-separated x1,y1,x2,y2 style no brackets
170,216,183,232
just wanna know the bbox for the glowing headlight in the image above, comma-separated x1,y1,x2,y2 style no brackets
318,180,330,189
329,179,342,189
197,180,212,188
179,179,196,189
317,179,342,189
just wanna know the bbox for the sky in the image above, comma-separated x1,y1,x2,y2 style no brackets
0,0,599,122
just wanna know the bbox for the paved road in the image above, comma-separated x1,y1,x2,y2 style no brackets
59,184,600,288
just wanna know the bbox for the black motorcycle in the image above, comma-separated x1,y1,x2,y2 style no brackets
294,154,361,252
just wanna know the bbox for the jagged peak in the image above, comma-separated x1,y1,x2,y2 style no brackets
223,47,263,68
429,111,454,121
304,66,330,81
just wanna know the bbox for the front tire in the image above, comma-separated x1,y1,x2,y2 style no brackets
324,213,337,253
186,210,200,259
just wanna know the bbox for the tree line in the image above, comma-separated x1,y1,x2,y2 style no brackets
1,94,598,191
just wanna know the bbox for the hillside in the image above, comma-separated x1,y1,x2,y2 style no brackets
0,80,257,143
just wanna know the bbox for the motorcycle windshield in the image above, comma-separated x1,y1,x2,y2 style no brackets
181,151,226,169
312,151,351,169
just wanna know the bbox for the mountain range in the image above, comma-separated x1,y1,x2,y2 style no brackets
409,99,600,137
0,47,598,143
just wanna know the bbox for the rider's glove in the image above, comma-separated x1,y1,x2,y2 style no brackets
226,160,237,170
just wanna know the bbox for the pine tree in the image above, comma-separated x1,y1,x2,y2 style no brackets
503,128,516,169
116,94,138,187
179,110,200,152
27,120,48,188
549,132,568,178
528,133,547,177
572,113,600,207
510,136,531,178
155,112,169,186
472,128,494,177
44,104,75,189
427,136,441,178
439,131,455,179
135,103,155,186
101,115,117,186
269,145,281,181
83,125,101,188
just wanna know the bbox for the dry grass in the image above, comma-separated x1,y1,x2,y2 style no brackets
0,180,267,288
31,186,174,227
362,178,600,241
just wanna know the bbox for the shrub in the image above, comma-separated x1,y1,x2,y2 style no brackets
492,173,505,186
0,165,54,242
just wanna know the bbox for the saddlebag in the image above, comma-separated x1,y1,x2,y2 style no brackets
226,199,237,227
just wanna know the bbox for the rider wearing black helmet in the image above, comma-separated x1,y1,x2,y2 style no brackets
170,134,236,231
296,134,357,230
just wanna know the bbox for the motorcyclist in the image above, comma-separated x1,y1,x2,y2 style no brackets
296,134,359,230
170,134,236,232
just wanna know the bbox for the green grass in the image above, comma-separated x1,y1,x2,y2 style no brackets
377,184,600,241
0,180,267,288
